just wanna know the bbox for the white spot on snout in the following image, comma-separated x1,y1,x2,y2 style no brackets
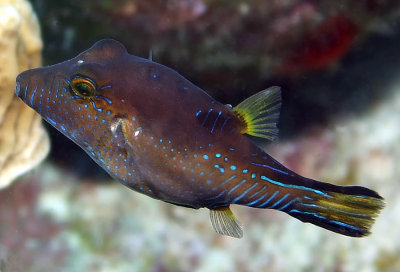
77,60,84,64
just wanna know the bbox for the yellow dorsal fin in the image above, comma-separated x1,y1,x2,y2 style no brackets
209,206,243,238
233,86,281,141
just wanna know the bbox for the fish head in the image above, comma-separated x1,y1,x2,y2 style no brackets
15,39,142,149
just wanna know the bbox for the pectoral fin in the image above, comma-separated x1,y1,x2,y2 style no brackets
233,86,281,141
209,206,243,238
110,117,137,149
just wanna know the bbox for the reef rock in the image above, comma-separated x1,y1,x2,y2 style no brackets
0,0,49,189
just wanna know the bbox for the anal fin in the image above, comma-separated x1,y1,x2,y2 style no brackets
209,206,243,238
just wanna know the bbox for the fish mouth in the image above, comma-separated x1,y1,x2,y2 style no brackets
15,80,21,97
15,74,24,99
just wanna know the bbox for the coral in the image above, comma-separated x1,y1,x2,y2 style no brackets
0,0,49,189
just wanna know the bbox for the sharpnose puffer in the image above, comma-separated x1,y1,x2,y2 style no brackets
15,39,384,238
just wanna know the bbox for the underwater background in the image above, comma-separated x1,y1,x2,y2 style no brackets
1,0,400,271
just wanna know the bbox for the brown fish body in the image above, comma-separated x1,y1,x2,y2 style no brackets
16,39,384,238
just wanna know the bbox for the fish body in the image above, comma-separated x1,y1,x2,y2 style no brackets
16,39,384,238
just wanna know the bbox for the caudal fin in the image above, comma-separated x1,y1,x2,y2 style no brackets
287,185,384,237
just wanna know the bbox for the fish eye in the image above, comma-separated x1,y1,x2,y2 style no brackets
71,76,96,98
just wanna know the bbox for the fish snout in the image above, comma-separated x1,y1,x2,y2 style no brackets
15,70,35,101
15,78,22,98
15,67,55,104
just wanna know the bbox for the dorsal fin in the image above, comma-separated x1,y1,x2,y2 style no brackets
233,86,281,141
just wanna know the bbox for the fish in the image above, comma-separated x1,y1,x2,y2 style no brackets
15,39,384,238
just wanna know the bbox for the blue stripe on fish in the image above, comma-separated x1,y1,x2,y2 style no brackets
329,220,359,232
228,179,247,195
99,85,112,90
24,82,29,99
258,191,279,208
202,108,213,126
96,95,113,105
260,175,328,196
246,190,269,206
233,182,258,203
211,111,221,134
47,117,57,126
220,116,231,132
289,209,327,220
297,203,371,218
221,175,237,186
250,162,289,175
248,185,267,200
30,86,38,106
269,193,290,209
278,199,296,211
206,190,226,201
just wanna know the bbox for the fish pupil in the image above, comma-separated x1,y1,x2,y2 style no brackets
74,82,94,97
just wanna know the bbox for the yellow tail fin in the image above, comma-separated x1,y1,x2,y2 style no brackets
288,186,384,237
